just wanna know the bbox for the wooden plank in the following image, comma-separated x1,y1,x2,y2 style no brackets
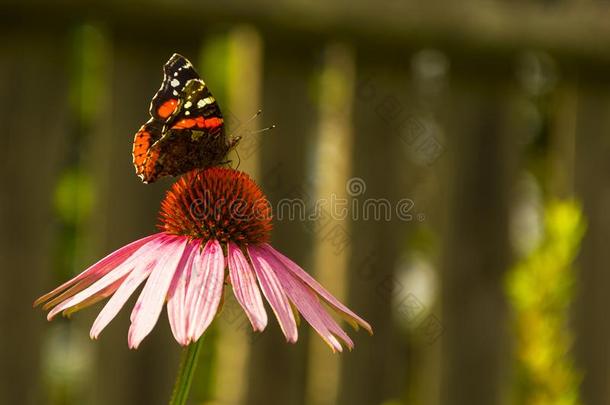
573,84,610,405
4,1,610,73
306,41,355,405
438,77,518,405
336,52,416,405
243,37,319,405
0,31,71,405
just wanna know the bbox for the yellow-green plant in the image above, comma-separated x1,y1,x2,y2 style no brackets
507,200,585,405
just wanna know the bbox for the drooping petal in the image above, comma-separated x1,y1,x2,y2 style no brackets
248,246,298,343
90,260,156,339
227,242,267,332
263,244,372,334
64,279,125,318
184,239,225,343
261,250,352,352
47,236,165,320
128,236,189,349
35,233,161,308
166,240,199,345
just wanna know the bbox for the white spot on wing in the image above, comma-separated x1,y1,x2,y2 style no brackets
197,96,215,108
184,101,192,108
170,79,180,87
185,111,191,116
172,90,178,96
174,72,178,77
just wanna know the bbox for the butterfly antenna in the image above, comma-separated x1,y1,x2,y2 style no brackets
228,109,262,138
248,124,276,135
250,109,263,120
246,109,275,135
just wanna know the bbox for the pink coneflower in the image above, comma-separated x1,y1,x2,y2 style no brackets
35,167,372,351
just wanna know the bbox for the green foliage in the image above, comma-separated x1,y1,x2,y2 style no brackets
53,168,94,225
506,200,585,405
199,35,230,106
71,24,107,124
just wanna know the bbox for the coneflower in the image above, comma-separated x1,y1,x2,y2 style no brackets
35,167,372,352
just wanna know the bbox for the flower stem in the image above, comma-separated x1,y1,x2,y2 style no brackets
169,338,203,405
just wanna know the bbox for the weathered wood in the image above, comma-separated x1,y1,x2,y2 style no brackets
243,38,319,405
305,41,355,405
573,83,610,405
336,53,415,405
438,77,517,405
4,1,610,74
0,32,71,405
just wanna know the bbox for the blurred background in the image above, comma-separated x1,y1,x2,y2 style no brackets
2,1,610,404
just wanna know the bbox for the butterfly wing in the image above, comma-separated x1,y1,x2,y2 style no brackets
132,120,163,182
149,53,200,122
133,54,235,183
166,78,225,134
133,54,198,182
138,79,230,183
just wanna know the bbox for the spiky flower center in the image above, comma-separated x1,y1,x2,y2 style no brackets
159,167,272,245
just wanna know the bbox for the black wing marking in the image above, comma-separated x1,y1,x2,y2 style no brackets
163,79,225,136
176,78,223,117
149,53,200,121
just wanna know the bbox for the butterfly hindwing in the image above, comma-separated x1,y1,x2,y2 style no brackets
132,120,163,181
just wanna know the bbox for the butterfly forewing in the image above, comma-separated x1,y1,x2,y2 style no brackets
167,79,225,134
149,53,200,122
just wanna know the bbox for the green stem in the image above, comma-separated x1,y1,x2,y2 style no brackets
169,338,204,405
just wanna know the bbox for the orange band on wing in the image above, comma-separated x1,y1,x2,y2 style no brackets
172,118,197,129
157,99,179,119
199,117,223,129
132,126,152,171
172,116,223,130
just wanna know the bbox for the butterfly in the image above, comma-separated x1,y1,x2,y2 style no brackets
132,53,240,183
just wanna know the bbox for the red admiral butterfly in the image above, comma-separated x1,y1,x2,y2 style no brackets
132,53,240,183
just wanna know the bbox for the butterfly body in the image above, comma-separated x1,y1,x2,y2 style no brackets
132,54,239,183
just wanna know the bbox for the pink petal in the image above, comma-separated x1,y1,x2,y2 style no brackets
248,246,298,343
227,242,267,332
89,260,156,339
64,278,125,317
35,233,161,307
185,239,225,343
263,244,372,334
261,250,352,352
128,236,189,349
47,236,165,320
166,240,199,346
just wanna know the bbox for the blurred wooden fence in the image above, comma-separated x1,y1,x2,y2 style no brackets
2,1,610,405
